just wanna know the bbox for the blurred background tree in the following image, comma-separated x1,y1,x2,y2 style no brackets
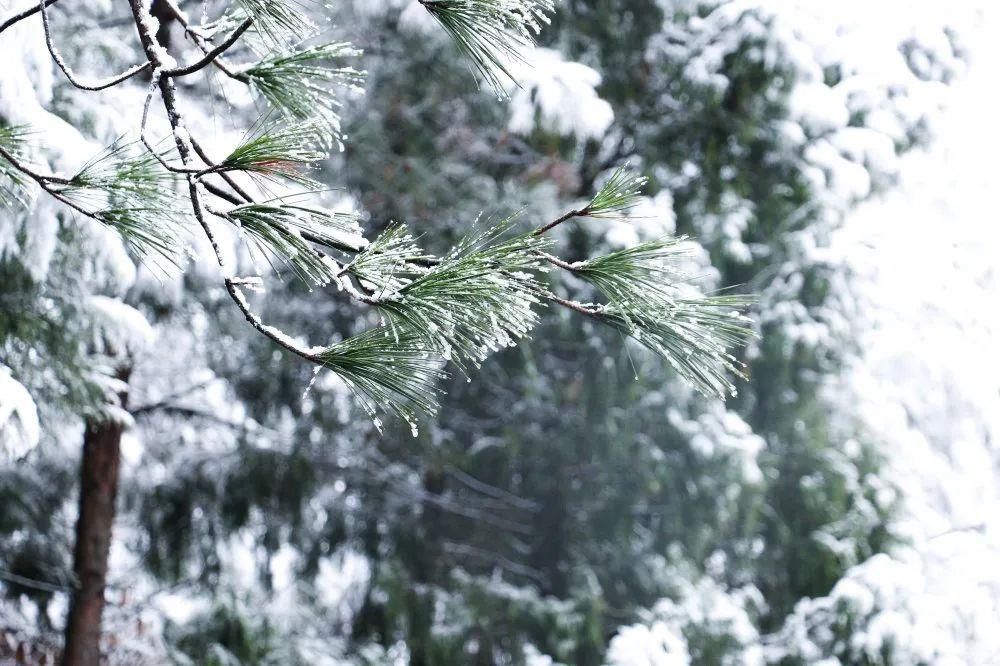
0,0,970,664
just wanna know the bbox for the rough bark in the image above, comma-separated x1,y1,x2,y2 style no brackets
62,369,130,666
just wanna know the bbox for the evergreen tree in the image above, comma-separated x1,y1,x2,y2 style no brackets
0,0,754,662
0,0,968,664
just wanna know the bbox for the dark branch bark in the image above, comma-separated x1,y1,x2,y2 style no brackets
38,0,150,91
162,18,251,77
532,207,586,236
0,0,59,36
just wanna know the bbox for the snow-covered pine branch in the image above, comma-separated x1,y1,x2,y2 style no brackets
0,0,753,427
419,0,555,94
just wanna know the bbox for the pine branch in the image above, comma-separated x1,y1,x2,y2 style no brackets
355,220,551,371
242,41,364,147
0,125,31,206
314,327,445,429
419,0,554,95
60,138,179,209
584,163,648,218
0,134,187,263
344,223,432,294
222,201,364,285
0,0,757,430
236,0,315,48
599,295,753,398
213,120,325,186
91,207,186,264
570,238,755,397
571,237,688,318
534,163,648,235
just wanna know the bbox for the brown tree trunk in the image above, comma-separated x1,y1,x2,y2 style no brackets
62,369,130,666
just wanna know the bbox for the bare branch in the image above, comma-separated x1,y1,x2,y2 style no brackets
160,0,247,81
547,293,604,316
0,0,58,36
225,278,323,361
533,207,586,236
39,0,150,91
162,18,252,77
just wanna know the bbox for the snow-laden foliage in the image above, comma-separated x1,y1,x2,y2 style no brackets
0,367,39,461
607,574,764,666
0,0,749,432
0,0,989,664
420,0,555,94
507,47,614,139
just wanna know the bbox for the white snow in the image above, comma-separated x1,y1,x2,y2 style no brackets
508,47,615,140
0,366,40,460
606,620,691,666
832,4,1000,660
89,295,155,354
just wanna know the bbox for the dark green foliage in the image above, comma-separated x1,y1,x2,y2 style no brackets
0,233,113,417
168,602,278,665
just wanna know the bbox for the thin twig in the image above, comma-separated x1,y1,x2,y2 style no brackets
162,18,252,77
0,0,58,36
547,293,603,316
38,0,150,91
532,206,586,236
161,0,247,80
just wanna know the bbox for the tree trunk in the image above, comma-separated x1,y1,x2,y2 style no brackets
62,370,130,666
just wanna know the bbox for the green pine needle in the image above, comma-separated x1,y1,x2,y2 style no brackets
244,42,365,148
56,138,187,265
573,237,688,319
600,295,754,399
420,0,554,95
0,125,30,206
218,121,325,186
237,0,315,47
315,326,445,427
574,237,754,397
92,207,185,266
363,220,551,371
64,138,177,207
584,164,648,218
345,224,432,294
225,203,346,286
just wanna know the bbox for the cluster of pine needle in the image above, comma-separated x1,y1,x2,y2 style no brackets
0,0,755,430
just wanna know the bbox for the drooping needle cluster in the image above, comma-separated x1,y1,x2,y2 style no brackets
0,0,754,430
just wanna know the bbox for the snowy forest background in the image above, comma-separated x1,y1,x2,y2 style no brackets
1,0,998,664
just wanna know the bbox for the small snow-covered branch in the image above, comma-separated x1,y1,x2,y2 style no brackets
38,0,151,91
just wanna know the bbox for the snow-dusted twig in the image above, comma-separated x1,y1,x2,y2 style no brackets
161,18,252,77
0,0,58,36
38,0,150,91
